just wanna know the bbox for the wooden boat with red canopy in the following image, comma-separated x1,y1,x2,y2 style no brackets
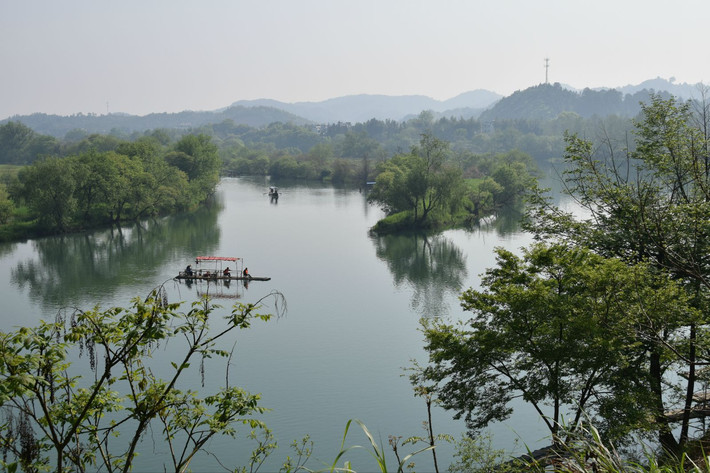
177,256,271,281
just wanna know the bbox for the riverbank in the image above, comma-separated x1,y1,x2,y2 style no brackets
0,196,221,243
368,201,524,235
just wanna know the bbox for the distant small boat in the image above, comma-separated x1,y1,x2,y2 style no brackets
268,186,279,200
177,256,271,281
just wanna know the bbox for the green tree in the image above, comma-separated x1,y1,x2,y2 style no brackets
169,134,220,203
330,158,352,184
369,134,465,228
339,130,380,159
307,142,333,168
420,243,691,443
467,177,500,219
251,155,271,175
104,154,145,222
526,94,710,452
0,290,282,473
367,153,415,215
114,139,190,215
269,155,300,178
71,151,119,224
23,134,60,163
65,134,123,155
7,135,216,236
16,157,77,232
0,183,14,224
0,121,35,164
490,160,535,206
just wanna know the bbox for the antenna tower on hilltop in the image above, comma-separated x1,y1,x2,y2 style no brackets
544,57,550,84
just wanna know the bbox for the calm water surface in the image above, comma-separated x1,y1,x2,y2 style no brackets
0,177,547,472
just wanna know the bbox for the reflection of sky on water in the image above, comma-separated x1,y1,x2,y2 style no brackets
0,177,560,472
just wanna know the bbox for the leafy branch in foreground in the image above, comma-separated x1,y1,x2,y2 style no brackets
0,287,284,473
403,359,454,473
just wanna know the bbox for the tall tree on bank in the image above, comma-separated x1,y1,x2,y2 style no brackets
526,94,710,452
167,134,220,204
420,243,692,443
16,157,77,232
0,122,59,164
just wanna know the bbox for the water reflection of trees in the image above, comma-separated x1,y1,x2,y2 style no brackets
477,203,524,236
0,242,18,260
11,202,222,309
373,232,467,317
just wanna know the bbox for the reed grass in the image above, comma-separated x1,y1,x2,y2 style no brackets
522,423,710,473
307,419,433,473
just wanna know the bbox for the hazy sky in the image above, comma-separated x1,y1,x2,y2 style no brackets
1,0,708,119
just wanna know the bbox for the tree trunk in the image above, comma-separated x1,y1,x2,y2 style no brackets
680,322,696,445
650,349,679,453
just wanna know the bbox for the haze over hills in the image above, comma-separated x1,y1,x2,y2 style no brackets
1,106,312,140
615,77,702,100
229,89,503,123
1,77,704,138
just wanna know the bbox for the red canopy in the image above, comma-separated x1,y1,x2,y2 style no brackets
196,256,240,262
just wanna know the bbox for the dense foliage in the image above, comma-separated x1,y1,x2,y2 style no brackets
0,122,59,164
421,243,691,441
419,93,710,458
367,134,536,232
3,134,219,235
209,111,623,182
368,135,465,229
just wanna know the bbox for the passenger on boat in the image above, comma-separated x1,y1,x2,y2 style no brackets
185,264,193,276
223,267,231,277
243,267,250,278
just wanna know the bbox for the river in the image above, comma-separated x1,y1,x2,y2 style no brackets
0,176,547,472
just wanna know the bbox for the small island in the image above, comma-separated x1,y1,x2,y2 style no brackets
367,133,536,234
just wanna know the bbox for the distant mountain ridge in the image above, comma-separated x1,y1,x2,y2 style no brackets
2,106,311,139
1,77,703,138
229,89,502,123
615,77,701,100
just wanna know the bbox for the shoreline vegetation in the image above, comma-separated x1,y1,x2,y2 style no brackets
0,134,221,242
0,129,538,243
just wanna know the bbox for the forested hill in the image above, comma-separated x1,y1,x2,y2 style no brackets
1,106,311,139
479,83,672,121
